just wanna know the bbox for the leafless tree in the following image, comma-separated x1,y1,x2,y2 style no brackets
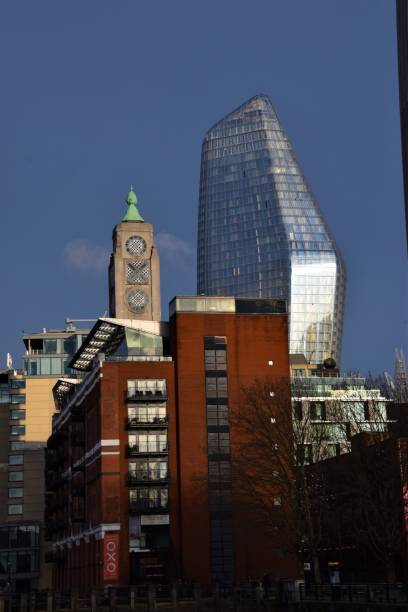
231,376,331,582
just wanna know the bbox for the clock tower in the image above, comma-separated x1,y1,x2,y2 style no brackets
108,188,161,321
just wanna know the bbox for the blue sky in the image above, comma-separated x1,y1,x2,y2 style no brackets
0,0,406,374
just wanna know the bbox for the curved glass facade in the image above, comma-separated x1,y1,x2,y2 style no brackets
197,94,345,364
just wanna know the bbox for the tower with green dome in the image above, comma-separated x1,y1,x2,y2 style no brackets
108,187,161,321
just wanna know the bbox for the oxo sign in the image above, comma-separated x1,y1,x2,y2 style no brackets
103,533,120,582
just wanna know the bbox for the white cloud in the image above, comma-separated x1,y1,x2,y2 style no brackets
63,239,110,273
155,232,193,266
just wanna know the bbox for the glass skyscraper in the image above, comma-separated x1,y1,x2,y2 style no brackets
197,94,346,365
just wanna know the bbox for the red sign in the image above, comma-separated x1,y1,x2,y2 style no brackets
103,533,120,582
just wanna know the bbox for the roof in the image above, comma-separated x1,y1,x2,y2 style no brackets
69,317,169,372
289,354,309,366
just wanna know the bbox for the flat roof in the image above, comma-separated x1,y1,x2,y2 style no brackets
169,296,287,316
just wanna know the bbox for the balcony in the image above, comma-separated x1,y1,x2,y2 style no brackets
127,444,168,457
129,500,169,514
127,390,167,402
127,416,168,429
128,470,168,485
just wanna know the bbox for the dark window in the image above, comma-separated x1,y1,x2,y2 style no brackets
293,401,303,420
206,377,228,399
364,402,370,420
10,380,25,389
207,405,229,427
10,425,25,436
208,432,230,455
10,395,25,405
208,461,231,481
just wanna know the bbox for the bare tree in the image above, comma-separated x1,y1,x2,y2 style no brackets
231,377,330,582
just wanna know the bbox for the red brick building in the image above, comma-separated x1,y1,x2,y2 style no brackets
45,297,298,589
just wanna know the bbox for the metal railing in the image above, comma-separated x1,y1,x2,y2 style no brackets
300,582,408,605
127,390,167,402
1,582,407,612
127,416,168,428
128,470,168,484
127,444,168,456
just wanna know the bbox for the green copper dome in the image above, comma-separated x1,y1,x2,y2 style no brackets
123,186,144,222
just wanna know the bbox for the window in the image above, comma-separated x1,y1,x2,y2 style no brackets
293,401,303,420
8,471,23,482
16,552,32,573
129,460,167,481
364,402,370,421
9,455,23,465
127,379,166,398
325,444,340,458
10,395,25,404
8,488,23,498
205,376,228,399
10,380,25,389
10,441,24,451
310,401,325,420
129,433,167,453
43,339,57,354
205,350,227,371
208,487,232,511
10,425,25,436
10,410,25,421
129,487,168,509
208,432,230,455
128,404,166,424
208,461,231,481
8,505,22,515
207,404,229,427
28,360,38,376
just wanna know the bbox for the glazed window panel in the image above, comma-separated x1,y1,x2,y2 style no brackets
128,404,166,423
129,433,167,453
207,405,229,426
206,377,228,399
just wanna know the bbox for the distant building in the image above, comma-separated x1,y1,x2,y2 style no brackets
290,355,389,462
0,325,89,591
197,94,346,365
45,188,297,589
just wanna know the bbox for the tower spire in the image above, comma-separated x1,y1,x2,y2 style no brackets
123,186,144,222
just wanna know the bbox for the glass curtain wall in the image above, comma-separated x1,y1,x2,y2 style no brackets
197,94,345,364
